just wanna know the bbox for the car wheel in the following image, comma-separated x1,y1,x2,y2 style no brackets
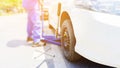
61,19,81,62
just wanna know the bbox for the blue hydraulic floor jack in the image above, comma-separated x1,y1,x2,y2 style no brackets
40,8,61,46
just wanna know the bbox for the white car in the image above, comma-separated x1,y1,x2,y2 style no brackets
47,0,120,67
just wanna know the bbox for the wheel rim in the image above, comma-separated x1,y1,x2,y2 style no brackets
63,28,70,52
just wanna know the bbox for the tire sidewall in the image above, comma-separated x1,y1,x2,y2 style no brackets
61,19,76,60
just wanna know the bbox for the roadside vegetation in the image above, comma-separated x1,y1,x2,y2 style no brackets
0,0,25,15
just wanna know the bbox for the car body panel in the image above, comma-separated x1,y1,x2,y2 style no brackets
73,8,120,67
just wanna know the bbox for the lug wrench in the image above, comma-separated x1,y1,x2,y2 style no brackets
34,47,55,59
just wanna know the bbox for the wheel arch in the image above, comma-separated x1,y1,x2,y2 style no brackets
60,11,70,27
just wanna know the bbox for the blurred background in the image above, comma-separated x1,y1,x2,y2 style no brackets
0,0,24,16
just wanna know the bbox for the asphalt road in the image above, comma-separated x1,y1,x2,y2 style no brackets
0,14,114,68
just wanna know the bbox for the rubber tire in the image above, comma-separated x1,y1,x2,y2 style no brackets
61,19,81,62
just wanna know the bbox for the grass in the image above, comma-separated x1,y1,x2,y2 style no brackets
0,0,25,15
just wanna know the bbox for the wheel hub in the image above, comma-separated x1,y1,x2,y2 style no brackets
63,29,70,51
